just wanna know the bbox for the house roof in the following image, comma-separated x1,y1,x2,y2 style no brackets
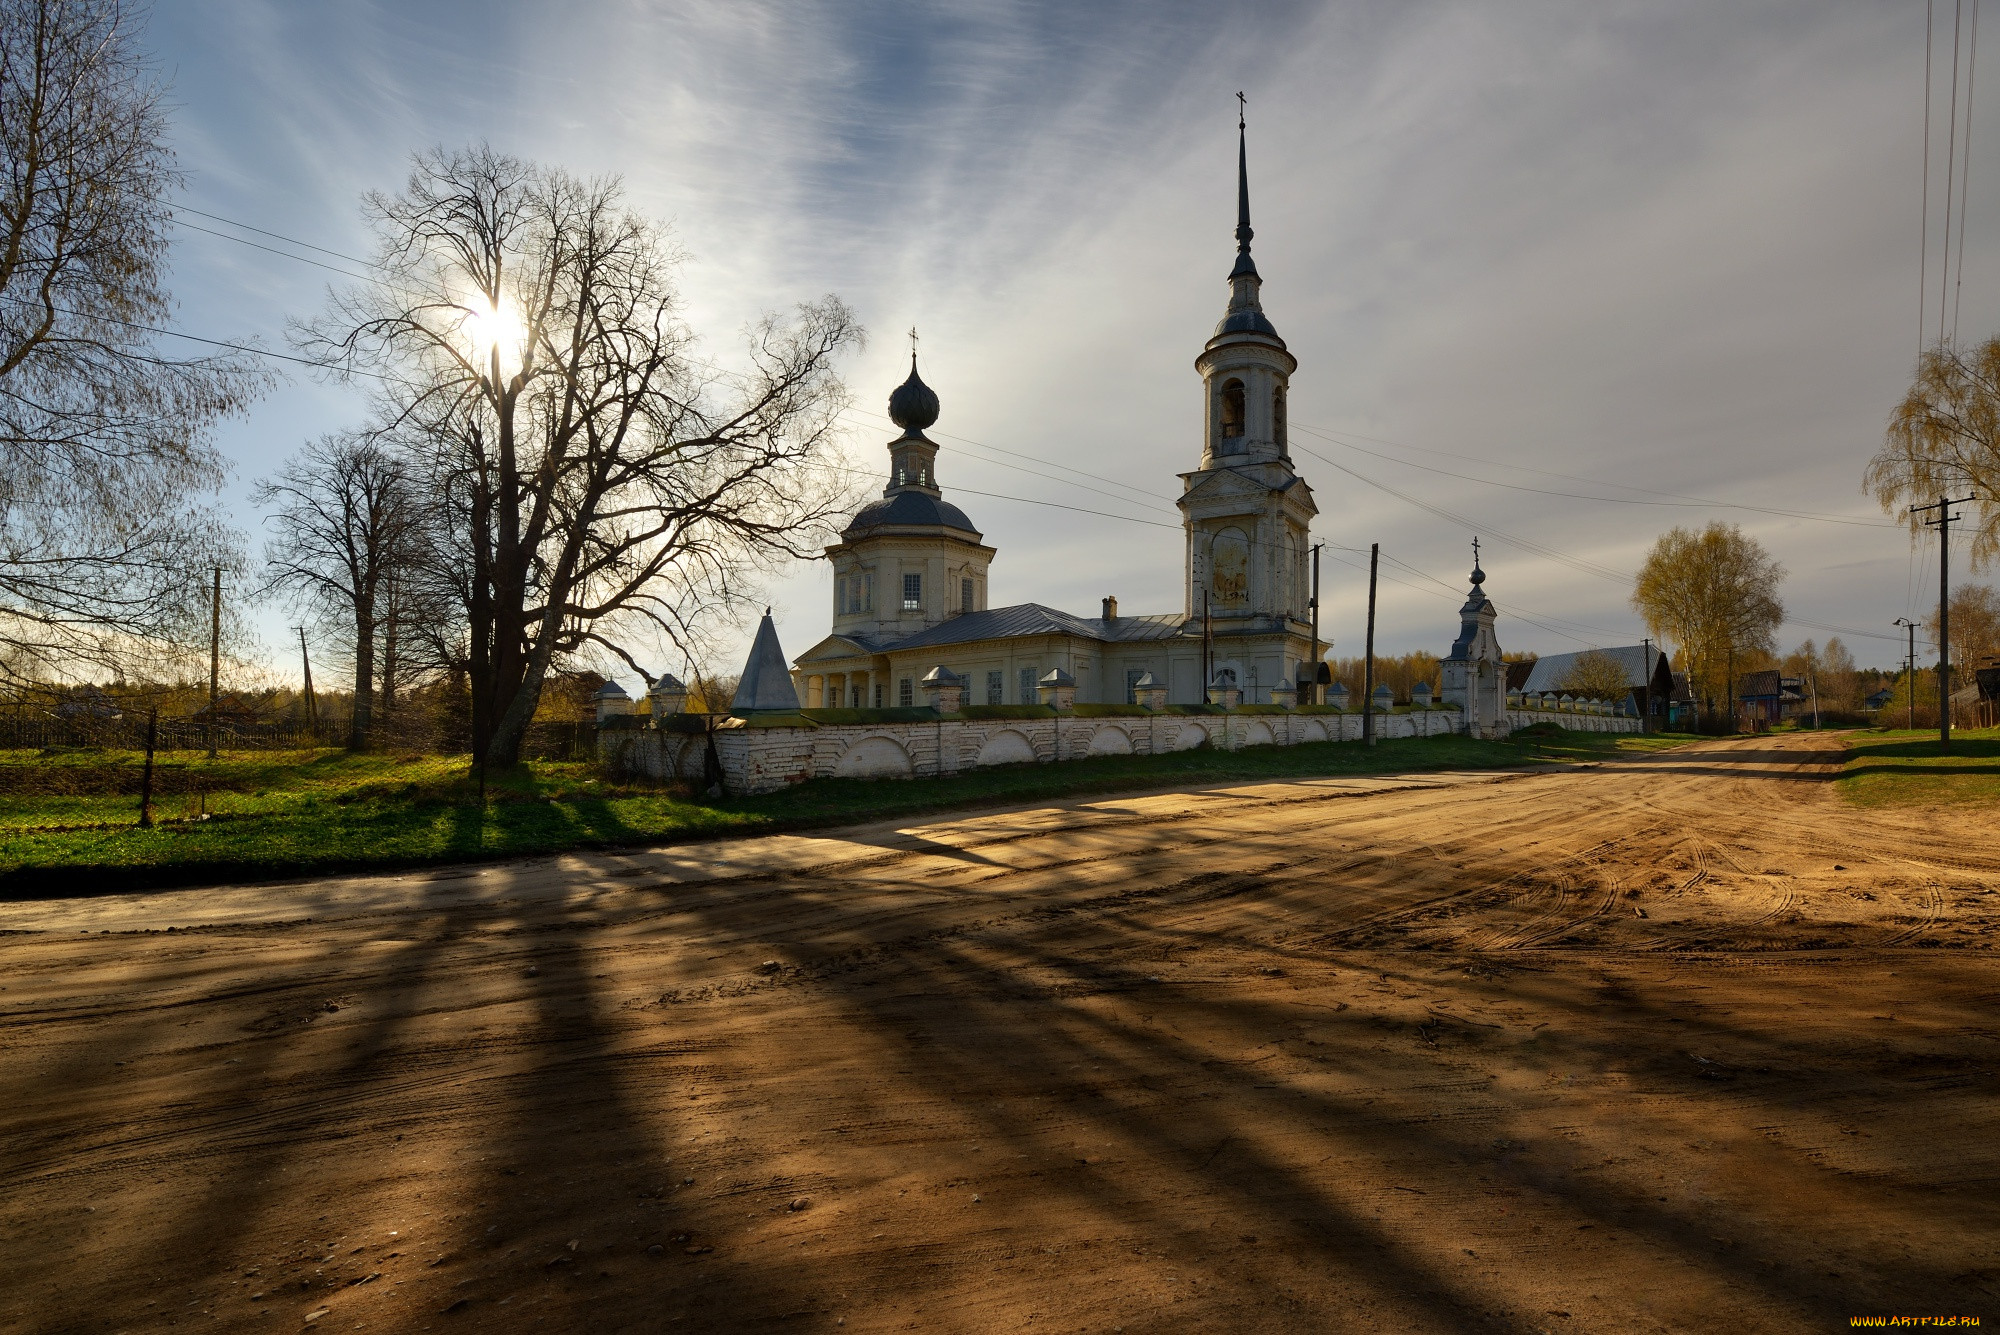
1518,645,1667,695
887,602,1188,653
1738,669,1782,699
1505,659,1536,691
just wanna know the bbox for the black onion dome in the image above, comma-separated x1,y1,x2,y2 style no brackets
887,356,940,432
1469,562,1485,586
843,490,979,538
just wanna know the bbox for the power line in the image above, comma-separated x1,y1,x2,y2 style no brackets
176,204,377,268
1923,0,1936,355
1289,419,1899,528
1954,0,1982,343
1941,0,1965,346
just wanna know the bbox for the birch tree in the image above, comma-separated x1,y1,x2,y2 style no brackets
1632,523,1784,716
0,0,262,677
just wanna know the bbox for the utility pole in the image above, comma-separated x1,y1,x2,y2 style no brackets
1641,637,1653,732
1362,542,1379,747
1895,618,1918,731
1309,542,1323,706
1201,591,1212,703
1911,494,1975,751
296,627,317,727
207,566,222,759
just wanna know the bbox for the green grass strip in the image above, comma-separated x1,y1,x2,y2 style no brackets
0,729,1690,895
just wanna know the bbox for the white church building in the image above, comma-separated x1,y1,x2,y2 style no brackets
791,119,1320,710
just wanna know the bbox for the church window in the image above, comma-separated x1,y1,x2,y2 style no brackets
861,572,874,611
899,677,913,707
987,670,1003,705
1220,379,1246,438
873,683,883,708
903,573,922,611
1019,667,1036,703
961,578,973,613
1273,383,1287,450
1125,668,1147,705
835,577,846,614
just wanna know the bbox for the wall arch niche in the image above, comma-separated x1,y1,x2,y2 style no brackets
1209,528,1250,605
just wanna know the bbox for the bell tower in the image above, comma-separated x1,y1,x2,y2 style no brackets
1179,100,1316,634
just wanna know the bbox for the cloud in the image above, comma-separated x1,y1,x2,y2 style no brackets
147,1,1985,676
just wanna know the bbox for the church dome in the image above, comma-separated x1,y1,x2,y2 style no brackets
888,358,940,432
843,489,979,538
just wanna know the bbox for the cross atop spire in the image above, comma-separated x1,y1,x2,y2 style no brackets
908,325,918,367
1231,94,1256,279
1469,536,1486,588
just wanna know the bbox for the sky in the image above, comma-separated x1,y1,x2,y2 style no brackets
144,0,1997,681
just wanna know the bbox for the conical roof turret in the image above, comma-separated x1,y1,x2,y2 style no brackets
732,609,802,713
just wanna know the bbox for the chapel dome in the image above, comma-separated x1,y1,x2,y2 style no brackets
888,359,940,432
843,489,979,538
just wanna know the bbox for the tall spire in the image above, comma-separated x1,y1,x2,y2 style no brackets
1231,92,1258,281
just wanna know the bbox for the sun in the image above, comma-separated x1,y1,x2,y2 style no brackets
459,295,528,375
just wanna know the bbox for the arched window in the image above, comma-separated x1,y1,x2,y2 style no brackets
1273,383,1287,449
1219,378,1246,439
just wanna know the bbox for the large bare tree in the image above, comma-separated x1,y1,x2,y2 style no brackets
254,434,417,749
0,0,262,678
300,147,860,766
1632,523,1784,716
1869,338,2000,568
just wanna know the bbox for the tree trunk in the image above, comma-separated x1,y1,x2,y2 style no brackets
350,594,376,751
379,577,399,727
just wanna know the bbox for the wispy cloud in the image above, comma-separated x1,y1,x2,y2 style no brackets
149,1,1981,672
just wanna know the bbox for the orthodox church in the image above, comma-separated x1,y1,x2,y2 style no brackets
791,120,1321,710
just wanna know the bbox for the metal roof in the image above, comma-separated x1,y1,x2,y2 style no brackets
732,612,802,712
1518,645,1666,695
842,489,981,538
886,602,1188,653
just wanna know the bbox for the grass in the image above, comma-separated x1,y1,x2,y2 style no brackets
1834,726,2000,807
0,728,1694,895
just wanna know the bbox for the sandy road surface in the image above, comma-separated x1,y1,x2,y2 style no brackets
1,734,1995,1333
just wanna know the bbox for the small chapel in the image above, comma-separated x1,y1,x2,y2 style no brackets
791,117,1322,709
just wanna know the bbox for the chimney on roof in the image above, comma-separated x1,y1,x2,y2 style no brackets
1102,595,1118,621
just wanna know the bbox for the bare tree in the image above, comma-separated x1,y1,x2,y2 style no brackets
298,146,861,767
254,435,417,749
1869,339,2000,568
1632,523,1784,717
0,0,263,678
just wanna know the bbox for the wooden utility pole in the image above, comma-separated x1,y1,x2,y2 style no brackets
1201,592,1212,703
1309,542,1322,706
1912,494,1975,751
207,566,222,759
1362,542,1379,747
296,627,317,726
137,707,158,828
1894,618,1917,729
1641,637,1653,732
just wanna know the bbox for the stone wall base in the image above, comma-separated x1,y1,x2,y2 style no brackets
603,705,1635,797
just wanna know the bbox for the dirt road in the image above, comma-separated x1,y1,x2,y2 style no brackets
1,733,1995,1333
